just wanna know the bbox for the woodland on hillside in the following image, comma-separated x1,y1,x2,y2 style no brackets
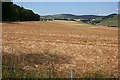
2,2,40,21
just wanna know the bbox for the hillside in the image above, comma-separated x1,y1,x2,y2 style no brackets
43,14,79,19
2,2,40,21
42,14,103,20
97,14,118,27
79,15,103,19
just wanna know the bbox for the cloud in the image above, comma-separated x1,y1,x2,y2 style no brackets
117,9,120,11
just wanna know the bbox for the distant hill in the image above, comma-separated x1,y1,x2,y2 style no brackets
43,14,79,19
79,15,104,19
97,14,118,27
42,14,103,19
81,13,119,27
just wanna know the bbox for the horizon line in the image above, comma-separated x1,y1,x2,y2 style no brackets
40,13,118,16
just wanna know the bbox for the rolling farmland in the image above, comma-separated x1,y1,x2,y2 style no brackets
2,21,118,78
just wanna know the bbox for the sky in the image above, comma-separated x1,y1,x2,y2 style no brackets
14,2,118,16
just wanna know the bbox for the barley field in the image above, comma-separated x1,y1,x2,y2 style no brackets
2,20,118,78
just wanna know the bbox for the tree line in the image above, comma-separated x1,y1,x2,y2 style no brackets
2,2,40,21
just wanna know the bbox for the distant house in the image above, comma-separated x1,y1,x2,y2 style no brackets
91,19,96,21
74,19,83,22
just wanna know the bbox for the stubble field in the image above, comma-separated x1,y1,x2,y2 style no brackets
2,20,118,78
